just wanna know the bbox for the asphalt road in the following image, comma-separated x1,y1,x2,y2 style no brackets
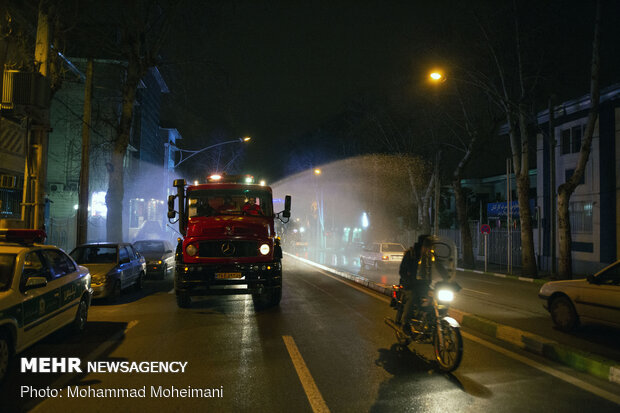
2,257,619,412
299,249,620,362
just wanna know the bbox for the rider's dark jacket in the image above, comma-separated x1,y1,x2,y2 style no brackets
399,244,422,287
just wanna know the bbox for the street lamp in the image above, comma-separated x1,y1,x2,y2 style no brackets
429,71,445,82
173,136,251,168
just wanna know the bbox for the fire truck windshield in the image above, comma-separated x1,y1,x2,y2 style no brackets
188,189,273,218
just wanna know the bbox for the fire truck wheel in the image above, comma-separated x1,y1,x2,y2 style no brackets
253,284,281,309
176,292,191,308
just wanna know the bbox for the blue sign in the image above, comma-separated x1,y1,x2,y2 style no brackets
487,200,535,218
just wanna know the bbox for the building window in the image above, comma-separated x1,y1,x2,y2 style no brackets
561,125,584,154
564,169,585,185
569,201,593,233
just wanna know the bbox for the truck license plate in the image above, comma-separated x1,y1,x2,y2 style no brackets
215,272,243,279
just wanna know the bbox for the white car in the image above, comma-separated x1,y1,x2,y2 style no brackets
0,230,93,382
360,242,406,270
538,261,620,331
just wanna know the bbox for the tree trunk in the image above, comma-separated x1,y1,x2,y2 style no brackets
556,0,600,279
419,173,434,235
105,62,140,242
557,187,572,277
454,179,475,269
516,171,538,276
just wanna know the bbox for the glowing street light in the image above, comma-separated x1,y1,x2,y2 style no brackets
314,168,322,175
429,70,446,83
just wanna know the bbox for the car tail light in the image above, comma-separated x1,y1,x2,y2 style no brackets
382,255,389,260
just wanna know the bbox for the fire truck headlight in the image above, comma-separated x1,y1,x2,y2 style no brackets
186,244,198,257
259,244,270,255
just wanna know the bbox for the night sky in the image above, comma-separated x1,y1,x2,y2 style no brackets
160,1,619,183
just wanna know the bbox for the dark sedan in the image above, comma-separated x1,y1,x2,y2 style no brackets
133,240,175,279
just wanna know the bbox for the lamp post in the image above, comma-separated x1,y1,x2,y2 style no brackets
173,136,251,169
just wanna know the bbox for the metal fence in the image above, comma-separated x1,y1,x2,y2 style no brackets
48,216,76,252
439,222,522,269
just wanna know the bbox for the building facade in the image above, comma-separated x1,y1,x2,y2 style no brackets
46,59,171,251
536,84,620,274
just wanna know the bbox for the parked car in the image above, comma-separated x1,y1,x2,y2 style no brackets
0,229,93,383
70,242,146,300
133,239,175,279
360,242,406,270
539,260,620,331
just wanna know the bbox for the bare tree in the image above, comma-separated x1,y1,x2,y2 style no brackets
99,0,179,241
465,3,543,277
556,1,600,279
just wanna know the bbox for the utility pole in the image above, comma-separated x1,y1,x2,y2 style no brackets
549,97,557,275
26,3,52,231
77,59,94,245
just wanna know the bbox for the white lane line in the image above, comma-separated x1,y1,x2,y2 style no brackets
461,331,620,406
471,279,501,285
462,288,491,296
296,263,390,304
29,320,140,413
282,335,331,413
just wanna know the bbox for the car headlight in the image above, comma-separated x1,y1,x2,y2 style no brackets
437,289,454,303
259,244,270,255
157,260,162,264
186,244,198,256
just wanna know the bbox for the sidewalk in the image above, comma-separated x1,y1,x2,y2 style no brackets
285,252,620,386
458,259,554,284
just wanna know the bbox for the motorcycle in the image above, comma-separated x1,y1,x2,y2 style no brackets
384,236,463,373
385,281,463,372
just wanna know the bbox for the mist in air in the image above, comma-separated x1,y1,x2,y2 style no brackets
271,154,424,263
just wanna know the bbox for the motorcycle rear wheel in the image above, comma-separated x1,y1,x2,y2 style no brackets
433,320,463,372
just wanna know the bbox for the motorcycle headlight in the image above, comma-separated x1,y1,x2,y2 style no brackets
259,244,270,255
186,244,198,256
437,289,454,302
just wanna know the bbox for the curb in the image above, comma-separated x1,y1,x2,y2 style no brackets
456,267,549,286
285,253,620,386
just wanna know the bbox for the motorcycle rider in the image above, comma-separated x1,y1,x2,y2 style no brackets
395,234,430,332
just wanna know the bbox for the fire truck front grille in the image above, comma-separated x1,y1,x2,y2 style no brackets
198,241,259,257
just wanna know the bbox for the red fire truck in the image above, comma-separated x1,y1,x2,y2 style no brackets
167,175,291,308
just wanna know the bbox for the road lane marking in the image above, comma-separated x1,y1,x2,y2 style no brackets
470,279,501,285
293,261,390,304
282,335,330,413
461,331,620,405
462,288,491,296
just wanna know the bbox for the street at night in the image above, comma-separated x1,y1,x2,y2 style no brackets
1,1,620,412
1,257,618,412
